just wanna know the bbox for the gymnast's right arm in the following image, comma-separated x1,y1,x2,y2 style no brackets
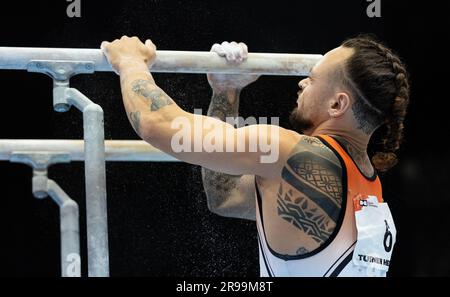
101,36,300,180
202,42,258,221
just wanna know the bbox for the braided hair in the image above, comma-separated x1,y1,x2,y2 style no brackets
341,35,410,172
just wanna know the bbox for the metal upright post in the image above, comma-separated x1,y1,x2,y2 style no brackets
27,60,109,277
10,152,81,277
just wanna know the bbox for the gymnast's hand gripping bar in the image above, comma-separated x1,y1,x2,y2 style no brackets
0,47,322,76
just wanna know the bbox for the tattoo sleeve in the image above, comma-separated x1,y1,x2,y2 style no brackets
120,70,175,137
201,88,255,219
277,136,343,245
129,111,141,136
131,79,174,112
206,89,240,121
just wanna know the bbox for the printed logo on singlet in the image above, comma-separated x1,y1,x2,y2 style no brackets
356,254,391,267
352,194,396,273
359,198,377,208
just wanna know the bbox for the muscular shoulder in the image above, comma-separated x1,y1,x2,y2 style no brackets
277,135,345,248
285,135,341,169
281,135,343,207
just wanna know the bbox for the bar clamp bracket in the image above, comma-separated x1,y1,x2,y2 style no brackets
27,60,95,113
27,60,95,81
10,152,71,198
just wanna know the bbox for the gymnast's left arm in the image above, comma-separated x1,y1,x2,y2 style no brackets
101,36,175,137
101,36,299,178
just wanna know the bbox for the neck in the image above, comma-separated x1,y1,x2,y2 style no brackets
308,121,371,152
308,121,375,177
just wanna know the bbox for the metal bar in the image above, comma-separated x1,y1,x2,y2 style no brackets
10,152,80,277
0,140,179,162
83,105,109,277
0,47,321,76
46,179,81,277
66,89,109,277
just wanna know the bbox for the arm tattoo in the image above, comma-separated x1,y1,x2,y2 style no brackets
131,79,174,111
301,136,328,149
277,136,343,244
201,88,246,213
129,111,141,135
207,90,240,121
202,168,241,209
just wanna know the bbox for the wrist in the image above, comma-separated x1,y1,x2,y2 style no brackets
210,83,241,93
118,59,150,77
211,88,241,106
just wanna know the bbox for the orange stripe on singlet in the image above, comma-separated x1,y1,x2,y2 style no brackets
318,135,383,211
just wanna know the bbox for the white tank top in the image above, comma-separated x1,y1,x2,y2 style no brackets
255,135,386,277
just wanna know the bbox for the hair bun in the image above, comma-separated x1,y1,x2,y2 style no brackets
372,152,398,172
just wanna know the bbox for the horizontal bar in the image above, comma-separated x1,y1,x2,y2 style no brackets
0,140,179,162
0,47,322,76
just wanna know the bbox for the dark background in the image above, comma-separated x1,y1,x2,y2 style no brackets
0,0,448,276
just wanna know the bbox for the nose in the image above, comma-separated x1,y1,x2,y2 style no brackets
298,78,308,91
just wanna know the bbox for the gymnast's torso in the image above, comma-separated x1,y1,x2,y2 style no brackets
254,134,388,277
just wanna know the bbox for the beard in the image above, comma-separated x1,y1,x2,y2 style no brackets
289,107,314,134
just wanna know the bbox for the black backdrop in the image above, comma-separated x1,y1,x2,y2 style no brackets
0,0,449,276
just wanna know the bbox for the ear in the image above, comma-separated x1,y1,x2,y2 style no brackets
328,92,351,118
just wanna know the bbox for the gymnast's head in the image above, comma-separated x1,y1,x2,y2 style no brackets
290,35,410,171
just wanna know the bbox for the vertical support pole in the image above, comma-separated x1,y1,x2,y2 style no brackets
27,59,111,276
46,179,81,277
67,88,109,277
83,104,109,277
11,152,81,277
27,60,109,277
